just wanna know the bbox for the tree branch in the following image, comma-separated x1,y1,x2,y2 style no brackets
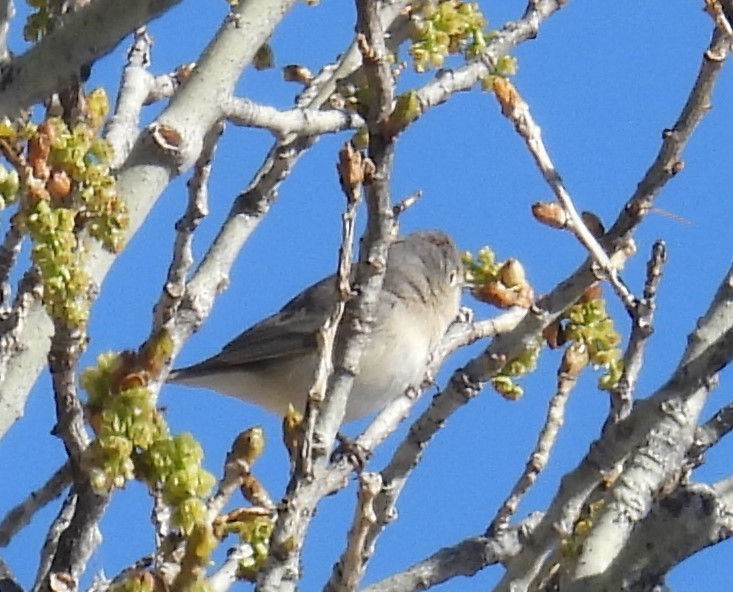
222,97,364,138
362,514,543,592
0,0,183,117
488,359,578,534
605,240,667,430
0,462,72,548
105,27,155,168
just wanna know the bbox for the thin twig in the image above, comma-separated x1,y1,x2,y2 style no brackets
361,513,543,592
391,190,422,219
0,462,72,547
688,400,733,466
31,492,76,592
605,240,667,430
299,142,361,475
491,77,637,313
488,359,579,534
48,323,90,465
35,486,108,592
153,122,221,332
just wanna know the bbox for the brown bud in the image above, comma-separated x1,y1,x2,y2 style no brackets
337,142,364,189
532,201,567,229
580,284,603,303
283,64,313,85
47,169,72,199
581,211,605,238
492,77,522,116
561,343,589,377
543,320,567,349
118,371,149,391
474,283,519,309
241,474,275,509
28,127,52,180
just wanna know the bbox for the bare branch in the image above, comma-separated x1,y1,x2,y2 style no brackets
574,482,733,591
31,492,76,592
152,122,222,332
0,0,183,117
492,76,636,312
0,462,72,548
496,27,732,591
488,360,578,534
222,97,364,138
362,514,543,592
49,323,90,465
689,400,733,464
208,545,251,592
555,265,733,590
325,472,382,592
0,223,23,311
257,1,398,588
299,142,362,475
605,240,667,430
105,28,155,168
36,487,108,592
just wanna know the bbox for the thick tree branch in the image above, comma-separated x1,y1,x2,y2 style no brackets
0,0,182,117
152,122,222,332
582,481,733,591
0,0,13,66
564,265,733,589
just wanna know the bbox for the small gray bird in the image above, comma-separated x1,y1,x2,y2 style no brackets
168,230,463,422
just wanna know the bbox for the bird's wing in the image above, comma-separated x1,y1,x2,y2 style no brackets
178,275,339,374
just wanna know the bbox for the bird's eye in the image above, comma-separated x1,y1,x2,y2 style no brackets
449,269,460,287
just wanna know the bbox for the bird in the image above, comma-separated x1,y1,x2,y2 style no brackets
168,230,463,423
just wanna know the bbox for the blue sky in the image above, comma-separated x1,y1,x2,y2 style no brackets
2,1,733,590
